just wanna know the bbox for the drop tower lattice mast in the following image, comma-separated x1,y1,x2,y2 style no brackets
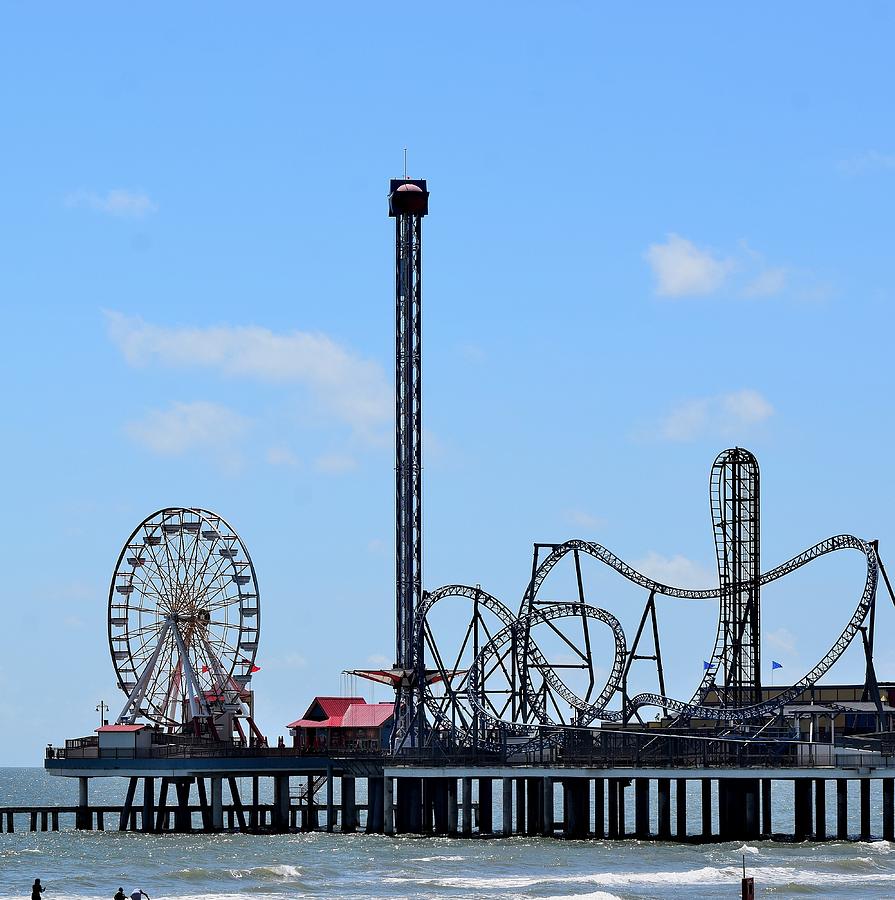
390,177,429,749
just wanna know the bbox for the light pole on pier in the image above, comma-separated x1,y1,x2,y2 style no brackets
96,700,108,727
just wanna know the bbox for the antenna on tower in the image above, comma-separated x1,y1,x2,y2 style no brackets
403,148,408,180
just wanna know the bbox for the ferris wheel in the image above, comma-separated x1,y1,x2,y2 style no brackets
108,507,261,736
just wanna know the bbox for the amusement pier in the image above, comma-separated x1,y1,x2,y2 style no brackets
19,176,895,844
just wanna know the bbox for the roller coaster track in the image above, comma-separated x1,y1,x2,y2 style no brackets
419,534,878,742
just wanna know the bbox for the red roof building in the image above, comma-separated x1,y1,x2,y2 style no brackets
287,697,394,752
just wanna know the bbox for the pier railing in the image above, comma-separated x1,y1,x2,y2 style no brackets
48,726,895,771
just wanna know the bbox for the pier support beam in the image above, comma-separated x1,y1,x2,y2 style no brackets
745,779,760,840
836,779,848,839
196,778,211,830
461,778,472,836
618,779,628,837
761,779,772,837
675,779,687,839
155,779,170,832
541,777,553,837
594,779,605,839
525,778,540,836
608,779,619,839
418,778,442,834
396,777,422,834
367,776,385,834
794,779,812,841
76,776,91,831
447,778,458,836
814,779,826,841
657,778,671,840
861,778,872,841
431,779,448,834
515,779,526,834
634,778,650,839
562,779,588,839
211,777,224,832
884,779,895,842
302,774,317,832
228,778,247,831
478,777,493,835
142,777,155,833
120,777,138,832
341,776,357,834
272,775,289,832
381,776,392,836
326,767,334,833
701,779,712,840
251,777,259,830
502,778,513,836
174,779,192,832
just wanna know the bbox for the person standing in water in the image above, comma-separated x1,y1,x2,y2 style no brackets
31,879,44,899
130,891,150,900
113,890,126,900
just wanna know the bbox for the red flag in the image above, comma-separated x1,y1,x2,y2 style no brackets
201,665,209,673
251,664,261,673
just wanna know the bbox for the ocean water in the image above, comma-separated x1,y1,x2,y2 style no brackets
3,768,895,899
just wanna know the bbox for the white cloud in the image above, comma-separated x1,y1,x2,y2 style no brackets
66,189,157,218
645,235,795,299
658,389,774,442
264,652,308,671
125,401,250,469
266,445,301,467
645,233,734,297
766,627,797,656
565,509,605,530
314,452,358,474
838,150,895,175
743,266,787,297
105,312,389,438
366,654,391,667
632,551,716,591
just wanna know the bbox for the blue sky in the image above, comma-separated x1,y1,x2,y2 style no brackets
2,4,895,764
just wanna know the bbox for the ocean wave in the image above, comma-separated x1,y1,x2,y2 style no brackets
541,893,623,900
170,863,303,882
384,864,895,890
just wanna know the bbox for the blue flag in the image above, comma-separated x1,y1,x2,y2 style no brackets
772,660,783,670
703,660,715,670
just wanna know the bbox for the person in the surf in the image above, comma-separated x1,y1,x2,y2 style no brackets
113,889,126,900
31,879,44,899
129,891,150,900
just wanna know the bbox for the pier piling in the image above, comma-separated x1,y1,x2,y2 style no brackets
883,778,894,842
814,779,826,841
861,778,872,840
675,778,687,838
502,777,513,836
479,777,493,834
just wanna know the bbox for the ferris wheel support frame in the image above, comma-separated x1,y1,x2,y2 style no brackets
117,618,172,725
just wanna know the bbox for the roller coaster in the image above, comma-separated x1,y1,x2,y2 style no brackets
409,448,891,750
